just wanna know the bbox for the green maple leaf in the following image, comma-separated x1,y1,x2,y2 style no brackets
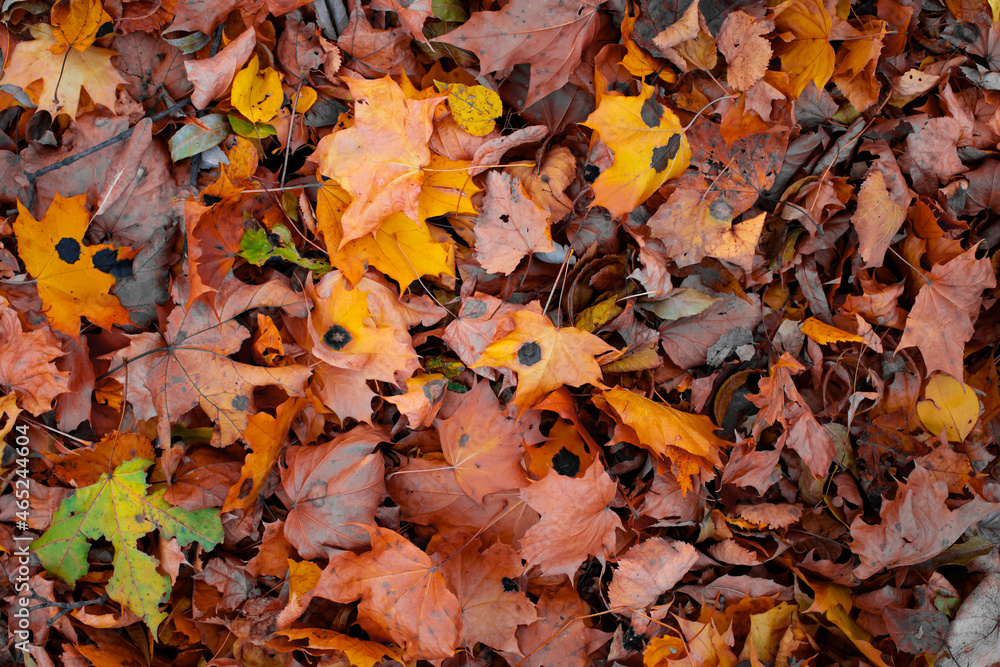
32,458,223,634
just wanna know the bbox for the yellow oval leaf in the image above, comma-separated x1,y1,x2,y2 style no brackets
917,374,980,442
800,317,863,344
447,83,502,136
232,54,284,124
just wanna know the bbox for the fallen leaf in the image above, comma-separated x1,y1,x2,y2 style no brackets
917,374,980,442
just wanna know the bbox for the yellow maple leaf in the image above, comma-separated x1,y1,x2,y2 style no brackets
14,193,135,340
0,23,123,120
581,83,690,220
472,309,614,414
771,0,835,98
50,0,111,54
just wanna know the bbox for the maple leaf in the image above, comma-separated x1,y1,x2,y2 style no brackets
435,0,605,108
14,193,135,340
280,426,387,558
32,458,223,634
518,460,624,578
473,171,554,274
313,525,462,660
472,308,614,414
849,464,999,577
433,535,538,653
771,0,835,98
603,387,727,494
107,282,312,448
718,11,774,91
515,584,611,667
942,571,1000,667
0,23,123,120
437,380,530,503
609,537,698,612
0,298,70,415
582,84,691,219
50,0,112,54
897,246,996,380
275,629,399,667
313,76,444,244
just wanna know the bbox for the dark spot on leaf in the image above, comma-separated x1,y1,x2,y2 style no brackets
237,477,254,499
583,164,600,183
96,21,114,38
552,447,580,476
323,324,352,350
92,248,133,279
517,341,542,366
231,395,250,410
709,198,734,220
55,238,81,264
640,95,663,128
422,379,447,402
502,577,519,592
203,194,222,205
458,433,470,448
500,213,510,223
463,298,488,318
650,135,682,173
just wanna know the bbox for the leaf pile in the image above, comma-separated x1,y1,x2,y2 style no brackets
1,0,1000,666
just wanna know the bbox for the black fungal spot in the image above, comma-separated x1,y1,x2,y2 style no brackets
622,626,645,651
500,213,510,223
96,21,114,38
640,95,663,128
237,477,254,499
92,248,133,279
323,324,352,350
583,164,600,183
231,395,250,410
502,577,519,592
650,134,682,173
552,447,580,477
517,341,542,366
55,238,81,264
202,194,222,205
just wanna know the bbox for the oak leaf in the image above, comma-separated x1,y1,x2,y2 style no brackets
15,193,134,340
473,171,554,274
582,84,691,219
472,309,614,414
897,246,996,380
519,460,624,578
313,526,462,660
0,24,124,120
313,76,444,244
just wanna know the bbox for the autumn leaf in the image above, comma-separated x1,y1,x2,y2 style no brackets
15,193,134,340
50,0,112,54
434,0,605,108
0,297,71,415
313,525,463,660
518,460,624,578
0,23,123,120
771,0,835,98
897,246,996,380
916,374,980,442
32,458,223,634
313,76,445,244
473,171,554,274
718,11,774,91
231,54,283,124
472,308,615,414
609,537,698,612
447,83,503,136
582,84,691,219
853,169,908,268
849,464,999,577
